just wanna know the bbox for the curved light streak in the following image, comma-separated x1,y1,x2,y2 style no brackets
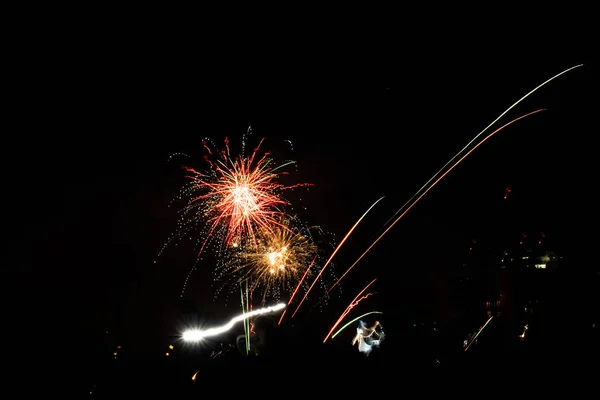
383,64,584,227
182,302,286,342
327,109,545,293
331,311,383,339
324,278,377,343
290,197,385,318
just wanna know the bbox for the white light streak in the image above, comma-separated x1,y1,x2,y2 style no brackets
182,302,286,342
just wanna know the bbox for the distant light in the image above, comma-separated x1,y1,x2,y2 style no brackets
168,344,174,350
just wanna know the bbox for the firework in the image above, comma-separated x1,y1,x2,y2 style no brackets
464,315,493,351
214,220,340,310
327,110,545,293
162,128,311,257
182,134,310,255
383,64,583,228
289,197,385,319
322,65,584,294
331,311,383,339
158,127,313,296
213,216,339,307
231,221,318,304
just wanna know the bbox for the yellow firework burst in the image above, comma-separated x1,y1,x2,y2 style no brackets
234,223,318,303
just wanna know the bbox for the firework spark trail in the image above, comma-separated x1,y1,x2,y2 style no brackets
326,109,546,294
240,281,250,354
287,255,317,305
383,64,584,228
323,278,377,343
277,309,287,326
331,311,383,339
278,255,317,325
464,315,493,352
289,197,385,319
182,302,286,342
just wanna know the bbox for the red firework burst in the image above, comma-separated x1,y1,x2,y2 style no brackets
182,136,312,256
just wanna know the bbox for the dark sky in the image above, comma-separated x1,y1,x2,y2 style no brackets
8,39,594,362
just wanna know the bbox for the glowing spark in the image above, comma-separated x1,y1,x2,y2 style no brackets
324,278,377,343
519,324,529,340
290,197,385,318
328,109,545,293
182,302,286,342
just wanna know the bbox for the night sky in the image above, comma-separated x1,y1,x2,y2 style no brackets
9,42,595,371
